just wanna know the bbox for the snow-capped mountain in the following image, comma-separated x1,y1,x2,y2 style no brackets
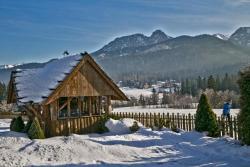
94,30,172,58
229,27,250,48
213,33,229,40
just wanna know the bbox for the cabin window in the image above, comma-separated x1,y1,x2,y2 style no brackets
70,97,79,117
58,97,68,118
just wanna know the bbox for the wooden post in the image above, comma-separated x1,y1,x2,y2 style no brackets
188,113,191,131
88,97,92,116
67,97,71,135
106,96,112,114
98,96,102,115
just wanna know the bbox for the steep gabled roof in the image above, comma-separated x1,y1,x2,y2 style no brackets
8,52,128,104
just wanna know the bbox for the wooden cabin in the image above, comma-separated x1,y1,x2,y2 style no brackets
7,52,128,137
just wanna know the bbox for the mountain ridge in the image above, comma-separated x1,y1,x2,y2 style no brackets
1,27,250,83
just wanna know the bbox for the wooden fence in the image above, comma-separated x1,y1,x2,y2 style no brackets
110,112,240,140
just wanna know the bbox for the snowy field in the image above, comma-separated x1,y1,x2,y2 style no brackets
113,107,240,116
1,118,250,167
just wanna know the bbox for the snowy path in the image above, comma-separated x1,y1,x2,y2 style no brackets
0,119,250,167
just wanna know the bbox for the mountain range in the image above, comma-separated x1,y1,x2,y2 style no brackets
1,27,250,83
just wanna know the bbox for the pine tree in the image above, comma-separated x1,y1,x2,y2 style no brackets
195,94,219,137
139,94,146,107
215,75,221,91
11,116,25,132
197,76,202,90
151,88,159,106
238,67,250,145
207,75,216,90
28,117,45,139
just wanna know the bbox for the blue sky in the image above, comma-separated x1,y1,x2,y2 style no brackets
0,0,250,64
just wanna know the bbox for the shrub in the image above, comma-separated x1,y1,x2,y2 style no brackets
130,121,140,133
195,93,219,137
10,117,16,131
171,124,180,133
28,117,45,139
11,116,25,132
238,67,250,145
23,119,32,133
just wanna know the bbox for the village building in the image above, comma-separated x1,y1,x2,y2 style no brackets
7,52,128,137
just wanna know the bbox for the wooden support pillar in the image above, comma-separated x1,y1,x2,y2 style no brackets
78,97,81,117
67,97,71,135
106,96,112,114
98,96,102,115
88,97,92,116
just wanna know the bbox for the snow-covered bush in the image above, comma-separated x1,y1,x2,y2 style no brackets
105,118,142,134
96,114,121,133
11,116,25,132
28,117,45,139
130,121,140,132
238,67,250,145
195,93,219,137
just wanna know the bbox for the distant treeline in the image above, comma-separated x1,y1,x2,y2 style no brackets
181,73,239,96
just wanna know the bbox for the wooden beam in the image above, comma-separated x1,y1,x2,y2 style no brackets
88,97,92,116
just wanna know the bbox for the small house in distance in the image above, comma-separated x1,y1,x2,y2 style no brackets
7,52,128,137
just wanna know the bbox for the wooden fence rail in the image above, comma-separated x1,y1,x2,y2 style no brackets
110,112,240,140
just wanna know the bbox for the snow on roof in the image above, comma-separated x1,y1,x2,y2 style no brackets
14,54,82,103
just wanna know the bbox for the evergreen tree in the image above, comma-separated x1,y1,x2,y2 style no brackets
195,94,219,137
197,76,202,90
10,118,16,131
11,116,25,132
215,75,221,91
238,67,250,145
151,88,159,106
207,75,216,90
139,94,146,107
222,73,230,90
161,91,168,105
202,77,207,90
28,117,45,139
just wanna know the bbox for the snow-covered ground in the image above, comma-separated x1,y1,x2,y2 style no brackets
120,87,153,98
1,118,250,166
113,106,240,116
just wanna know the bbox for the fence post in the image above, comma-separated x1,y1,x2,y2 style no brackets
177,113,180,129
150,113,152,128
229,116,233,138
233,116,237,140
188,113,191,131
172,113,175,128
221,116,225,136
218,116,221,137
183,114,186,131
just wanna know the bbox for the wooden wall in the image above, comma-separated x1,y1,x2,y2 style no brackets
46,116,102,137
53,61,118,99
